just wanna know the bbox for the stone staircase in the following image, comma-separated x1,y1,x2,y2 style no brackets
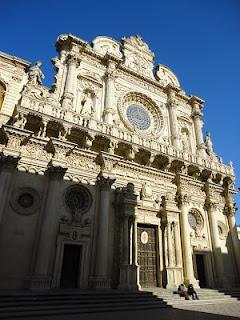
144,288,240,308
0,290,170,319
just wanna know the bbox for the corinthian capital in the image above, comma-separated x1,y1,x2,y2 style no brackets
223,203,236,217
96,173,116,190
182,193,192,205
67,54,81,67
45,166,67,180
204,200,217,211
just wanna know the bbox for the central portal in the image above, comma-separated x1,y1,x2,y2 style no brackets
137,224,158,287
195,254,207,288
60,244,81,288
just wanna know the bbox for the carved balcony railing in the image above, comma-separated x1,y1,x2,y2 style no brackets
16,91,234,178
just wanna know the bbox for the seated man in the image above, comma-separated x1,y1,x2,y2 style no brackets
177,284,189,300
187,284,199,300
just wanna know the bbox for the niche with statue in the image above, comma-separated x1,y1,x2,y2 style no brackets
79,90,96,117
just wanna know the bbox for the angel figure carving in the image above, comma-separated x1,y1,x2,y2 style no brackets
28,61,44,85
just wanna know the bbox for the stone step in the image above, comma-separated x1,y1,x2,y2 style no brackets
143,288,240,308
0,291,170,318
0,296,164,307
0,301,170,319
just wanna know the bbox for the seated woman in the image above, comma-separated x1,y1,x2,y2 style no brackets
187,284,199,300
177,284,189,300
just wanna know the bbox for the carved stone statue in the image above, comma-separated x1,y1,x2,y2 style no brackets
181,130,191,152
80,92,95,116
28,61,44,85
205,131,213,155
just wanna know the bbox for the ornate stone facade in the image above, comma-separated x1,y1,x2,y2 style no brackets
0,34,239,290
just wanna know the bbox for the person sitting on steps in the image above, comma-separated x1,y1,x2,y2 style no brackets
177,284,189,300
187,284,199,300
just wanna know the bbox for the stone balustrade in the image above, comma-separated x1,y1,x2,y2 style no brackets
16,93,233,178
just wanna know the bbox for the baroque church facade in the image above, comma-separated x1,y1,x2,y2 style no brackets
0,34,239,291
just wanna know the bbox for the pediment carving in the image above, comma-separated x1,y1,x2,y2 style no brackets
92,36,122,58
121,35,154,78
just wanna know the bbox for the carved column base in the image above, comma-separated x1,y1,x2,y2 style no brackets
184,277,199,289
118,264,140,291
28,276,52,289
166,267,183,289
89,276,111,289
103,109,114,125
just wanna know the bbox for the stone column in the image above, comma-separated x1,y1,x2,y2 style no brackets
0,156,18,225
227,212,240,277
174,222,182,267
103,65,116,125
180,200,198,287
160,222,167,288
62,55,80,109
190,97,205,157
129,216,141,290
118,214,131,290
167,222,175,268
122,216,130,265
167,86,180,149
31,166,66,289
92,175,115,288
207,202,227,287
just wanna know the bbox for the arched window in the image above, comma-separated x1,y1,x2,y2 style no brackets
0,82,6,111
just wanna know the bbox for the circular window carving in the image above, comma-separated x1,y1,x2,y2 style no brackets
188,209,204,236
118,92,164,136
217,221,227,239
18,193,34,208
188,213,197,230
218,225,223,235
65,185,92,216
126,104,151,130
10,187,40,215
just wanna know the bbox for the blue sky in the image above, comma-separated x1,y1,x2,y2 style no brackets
1,0,240,222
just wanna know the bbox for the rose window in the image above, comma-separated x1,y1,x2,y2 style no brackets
126,104,151,130
188,213,197,229
188,209,204,236
18,193,34,208
65,185,92,215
